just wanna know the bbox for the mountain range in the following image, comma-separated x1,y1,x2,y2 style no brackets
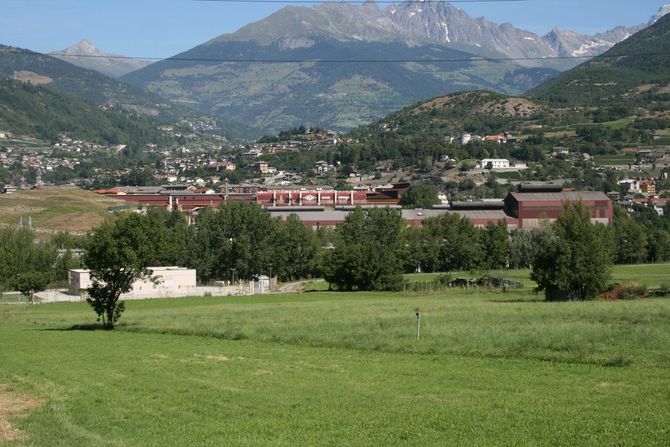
1,1,669,141
121,2,670,135
359,12,670,149
530,12,670,105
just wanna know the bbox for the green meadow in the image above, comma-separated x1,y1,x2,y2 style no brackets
1,266,670,445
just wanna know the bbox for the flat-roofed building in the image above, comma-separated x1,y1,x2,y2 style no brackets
68,267,197,299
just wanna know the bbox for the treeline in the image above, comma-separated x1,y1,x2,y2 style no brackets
0,229,81,295
3,201,669,295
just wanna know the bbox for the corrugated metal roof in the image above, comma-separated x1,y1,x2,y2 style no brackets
447,210,513,220
510,191,610,202
271,211,351,222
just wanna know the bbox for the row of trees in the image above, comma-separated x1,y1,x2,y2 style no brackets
0,228,81,298
5,200,669,326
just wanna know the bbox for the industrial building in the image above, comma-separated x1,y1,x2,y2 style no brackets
95,183,409,212
68,267,197,299
95,183,613,230
503,191,613,229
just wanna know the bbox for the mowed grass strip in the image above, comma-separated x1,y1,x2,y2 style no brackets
1,319,669,446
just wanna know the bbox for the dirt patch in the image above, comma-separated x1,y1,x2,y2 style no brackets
11,71,53,85
657,83,670,94
0,205,46,216
0,384,43,443
43,212,106,232
412,92,542,118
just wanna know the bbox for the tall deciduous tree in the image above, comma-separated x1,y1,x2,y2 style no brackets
193,202,282,282
84,213,164,328
435,214,483,271
324,207,405,291
612,208,648,264
277,214,320,281
0,227,57,293
400,182,439,209
481,221,510,270
508,226,553,269
531,202,613,301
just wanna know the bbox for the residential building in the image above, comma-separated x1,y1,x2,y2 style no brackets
247,161,269,174
480,159,510,169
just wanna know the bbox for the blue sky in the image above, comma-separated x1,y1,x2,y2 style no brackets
0,0,666,58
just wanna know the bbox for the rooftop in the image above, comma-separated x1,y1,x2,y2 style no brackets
509,191,610,202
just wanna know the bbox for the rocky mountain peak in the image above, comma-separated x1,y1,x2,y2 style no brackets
50,41,151,79
649,3,670,25
58,39,102,56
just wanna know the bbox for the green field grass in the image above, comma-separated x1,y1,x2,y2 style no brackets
1,266,669,445
404,263,670,289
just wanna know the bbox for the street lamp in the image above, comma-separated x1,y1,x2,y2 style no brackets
230,267,236,287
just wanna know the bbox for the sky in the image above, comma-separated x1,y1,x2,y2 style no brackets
0,0,666,59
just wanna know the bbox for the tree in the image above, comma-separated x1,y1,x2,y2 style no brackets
481,221,510,270
433,214,483,271
612,208,648,264
15,271,51,303
192,202,282,282
83,213,163,329
277,214,320,280
0,227,57,292
531,202,613,301
324,207,405,291
508,226,553,269
400,182,439,209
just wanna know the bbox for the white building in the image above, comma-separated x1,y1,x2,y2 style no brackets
68,267,197,299
480,159,510,169
618,179,640,193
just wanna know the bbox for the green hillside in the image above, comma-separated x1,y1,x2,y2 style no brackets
530,14,670,105
0,77,169,145
324,17,670,175
0,44,181,120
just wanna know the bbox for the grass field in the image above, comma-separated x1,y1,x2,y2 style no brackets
0,189,120,234
1,266,669,445
405,263,670,289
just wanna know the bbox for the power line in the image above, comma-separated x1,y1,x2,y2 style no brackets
196,0,527,3
4,47,664,64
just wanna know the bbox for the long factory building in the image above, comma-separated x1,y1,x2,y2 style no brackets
95,182,613,230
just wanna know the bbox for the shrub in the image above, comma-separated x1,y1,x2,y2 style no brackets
600,282,647,300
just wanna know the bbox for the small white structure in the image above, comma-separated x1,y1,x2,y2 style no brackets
617,179,640,193
68,267,197,299
461,133,472,145
480,159,510,169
